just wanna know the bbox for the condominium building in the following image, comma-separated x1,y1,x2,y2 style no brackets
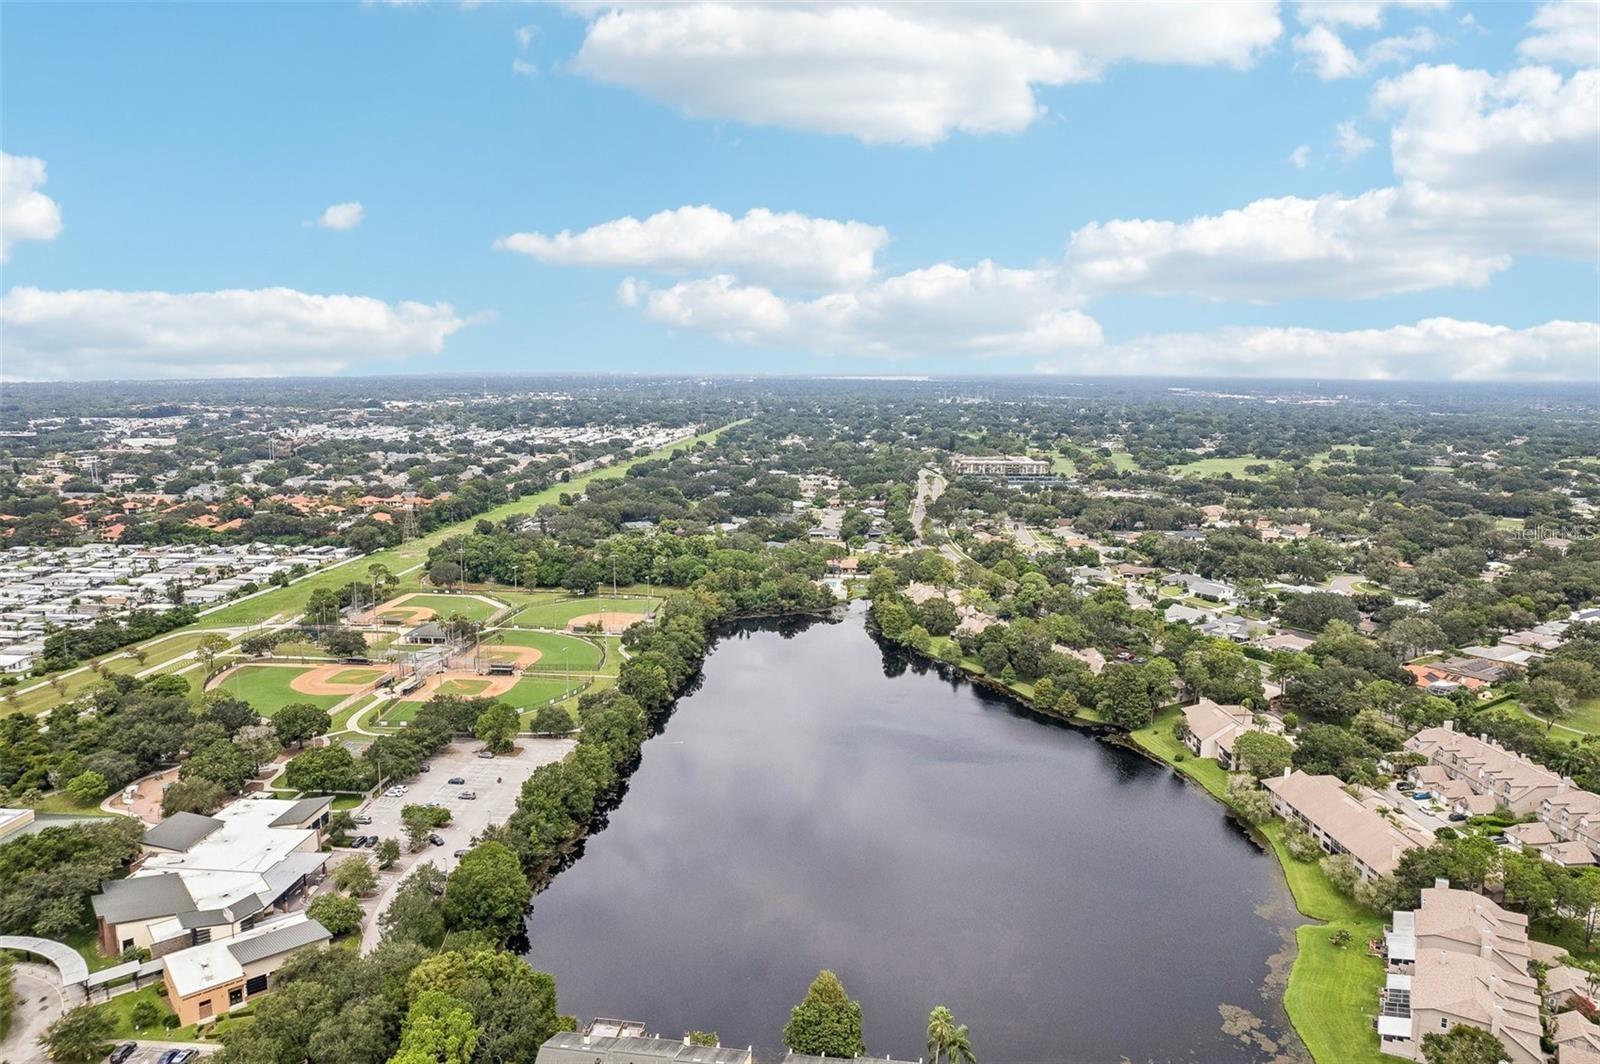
1180,698,1260,767
949,455,1054,481
1405,722,1565,816
1379,883,1552,1064
1263,770,1431,880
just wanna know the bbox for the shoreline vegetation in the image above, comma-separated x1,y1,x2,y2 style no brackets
870,613,1388,1064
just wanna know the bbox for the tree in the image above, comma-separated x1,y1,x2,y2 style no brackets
429,561,463,590
402,804,452,852
782,969,865,1058
390,990,478,1064
1231,731,1293,780
274,702,333,747
333,855,378,896
474,702,520,754
129,997,163,1031
442,841,531,942
1097,663,1155,730
529,705,574,736
159,777,228,816
1526,678,1575,726
380,864,448,948
689,1032,720,1047
196,633,230,674
65,770,107,805
1420,1024,1508,1064
926,1006,976,1064
306,892,364,936
43,1005,115,1064
377,836,401,870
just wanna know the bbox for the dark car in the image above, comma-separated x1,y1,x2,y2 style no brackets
428,832,446,846
108,1044,137,1064
453,849,468,858
1448,812,1469,822
448,776,465,785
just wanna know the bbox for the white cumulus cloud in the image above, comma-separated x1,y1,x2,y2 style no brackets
1289,145,1312,168
1,152,63,263
1061,62,1598,301
1296,1,1449,30
1293,23,1436,79
314,201,365,230
0,286,470,380
624,262,1101,359
1518,1,1600,66
568,2,1282,145
496,205,889,290
1335,119,1376,159
1038,318,1600,381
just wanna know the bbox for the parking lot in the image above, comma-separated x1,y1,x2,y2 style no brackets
353,737,575,950
106,1042,218,1063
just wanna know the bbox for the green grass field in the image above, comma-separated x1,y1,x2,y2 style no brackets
508,595,663,628
505,675,584,708
1050,454,1077,475
327,666,387,685
1106,450,1140,472
487,628,604,670
215,665,350,715
385,592,504,623
1167,455,1283,479
432,678,496,698
1512,696,1600,737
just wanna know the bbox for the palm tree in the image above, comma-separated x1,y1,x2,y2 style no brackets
926,1006,976,1064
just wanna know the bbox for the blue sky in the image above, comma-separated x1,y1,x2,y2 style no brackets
1,1,1596,381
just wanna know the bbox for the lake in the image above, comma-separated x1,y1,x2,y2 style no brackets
524,605,1307,1063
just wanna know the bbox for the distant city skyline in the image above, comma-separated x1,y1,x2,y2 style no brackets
1,1,1596,382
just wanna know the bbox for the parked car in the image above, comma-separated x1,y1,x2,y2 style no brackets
428,833,445,846
453,849,468,858
1411,791,1432,800
448,776,465,785
459,792,477,800
108,1044,137,1064
353,814,373,825
1448,812,1469,822
476,751,495,759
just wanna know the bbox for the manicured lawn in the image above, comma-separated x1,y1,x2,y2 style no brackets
388,593,504,623
508,595,663,628
1508,697,1600,738
214,665,349,715
91,984,194,1041
486,629,604,670
327,666,387,685
1106,449,1139,471
31,791,117,816
1167,455,1283,479
432,678,496,698
505,675,584,709
1050,454,1077,475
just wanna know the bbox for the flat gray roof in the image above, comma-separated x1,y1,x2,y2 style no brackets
268,796,332,828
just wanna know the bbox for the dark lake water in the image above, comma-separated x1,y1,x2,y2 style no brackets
524,606,1306,1064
